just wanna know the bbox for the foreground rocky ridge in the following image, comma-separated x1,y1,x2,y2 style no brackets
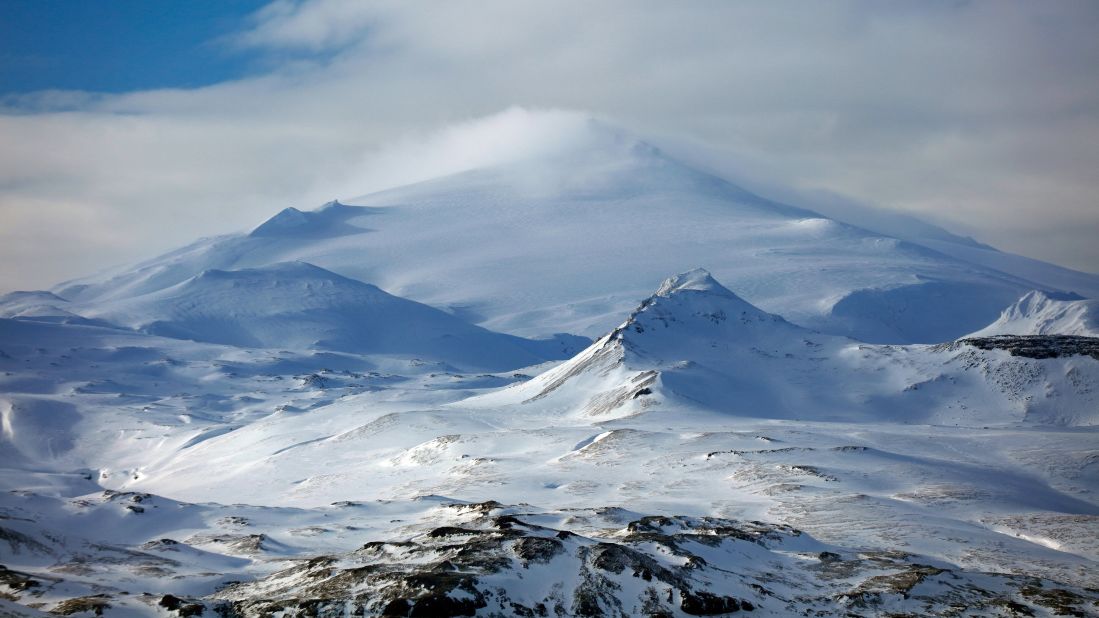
215,502,1099,618
4,496,1097,617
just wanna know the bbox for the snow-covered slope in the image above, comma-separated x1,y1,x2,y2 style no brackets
2,278,1098,615
471,269,1099,426
43,116,1096,344
76,261,582,371
918,240,1099,300
0,290,71,316
793,196,1099,299
969,290,1099,337
4,112,1099,616
0,290,102,325
469,269,802,418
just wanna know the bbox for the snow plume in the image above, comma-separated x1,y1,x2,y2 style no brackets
336,107,635,198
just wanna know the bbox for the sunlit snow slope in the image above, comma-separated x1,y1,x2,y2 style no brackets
969,290,1099,337
2,271,1098,615
469,269,1099,427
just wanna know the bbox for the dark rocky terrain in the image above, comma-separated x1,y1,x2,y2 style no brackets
955,335,1099,360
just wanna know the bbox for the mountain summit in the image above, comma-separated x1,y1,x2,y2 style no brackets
615,268,795,347
968,290,1099,337
655,268,740,298
469,270,1099,425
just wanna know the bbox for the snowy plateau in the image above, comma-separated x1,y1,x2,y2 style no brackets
1,116,1098,617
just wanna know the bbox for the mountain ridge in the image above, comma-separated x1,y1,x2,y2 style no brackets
467,269,1099,426
29,116,1096,345
75,260,586,371
968,289,1099,337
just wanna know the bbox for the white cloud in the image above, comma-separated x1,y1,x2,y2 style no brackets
1,1,1098,292
235,0,384,53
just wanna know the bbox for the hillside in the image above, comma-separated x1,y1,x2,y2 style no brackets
77,261,584,371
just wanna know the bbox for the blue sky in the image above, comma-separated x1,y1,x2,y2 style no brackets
0,1,268,94
0,1,1097,291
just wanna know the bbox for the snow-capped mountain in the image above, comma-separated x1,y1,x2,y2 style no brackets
75,260,583,371
2,114,1099,616
36,117,1098,345
969,290,1099,337
471,269,1099,426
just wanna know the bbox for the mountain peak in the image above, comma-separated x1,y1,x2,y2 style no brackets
249,201,368,239
616,270,792,344
968,289,1099,337
249,206,309,237
1013,289,1085,311
654,268,735,298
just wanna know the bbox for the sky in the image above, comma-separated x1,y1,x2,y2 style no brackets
1,0,1098,292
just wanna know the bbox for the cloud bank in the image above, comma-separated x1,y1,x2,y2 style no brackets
2,1,1098,291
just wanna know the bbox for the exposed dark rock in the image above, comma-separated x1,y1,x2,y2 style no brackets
680,589,744,615
158,594,183,611
446,500,503,515
955,335,1099,360
493,515,523,529
512,536,564,564
0,565,40,591
179,603,204,617
380,598,411,616
408,591,485,617
427,526,488,538
52,595,112,616
205,506,1099,618
1020,583,1093,617
187,532,270,554
142,538,181,550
